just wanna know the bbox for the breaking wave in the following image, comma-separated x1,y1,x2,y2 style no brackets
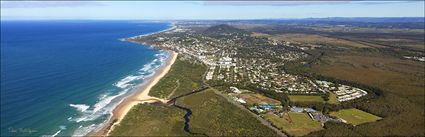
48,125,66,137
114,52,168,89
69,91,127,123
69,104,90,112
72,124,97,136
67,51,169,136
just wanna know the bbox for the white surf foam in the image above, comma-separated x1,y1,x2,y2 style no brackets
72,124,96,137
70,90,127,123
69,104,90,112
114,52,167,89
92,91,126,113
48,126,65,137
69,51,170,136
51,130,61,137
139,60,156,72
114,75,139,89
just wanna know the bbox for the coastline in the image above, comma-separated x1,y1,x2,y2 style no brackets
94,50,178,136
125,23,176,40
93,23,178,136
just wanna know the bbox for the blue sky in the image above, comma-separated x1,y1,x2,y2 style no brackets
1,1,424,20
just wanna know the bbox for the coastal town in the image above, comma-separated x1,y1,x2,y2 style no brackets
2,1,424,136
134,25,319,94
127,24,382,136
131,24,369,99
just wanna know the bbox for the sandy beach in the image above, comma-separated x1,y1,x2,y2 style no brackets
94,50,178,136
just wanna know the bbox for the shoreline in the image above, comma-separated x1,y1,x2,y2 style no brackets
126,23,176,40
94,50,178,136
93,23,178,136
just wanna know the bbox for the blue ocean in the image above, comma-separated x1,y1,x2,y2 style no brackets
1,20,170,136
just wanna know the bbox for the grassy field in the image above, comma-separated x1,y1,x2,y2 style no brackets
251,32,272,38
330,108,382,126
238,93,281,105
109,104,187,136
288,95,324,103
327,92,340,105
254,33,375,48
371,38,425,50
264,112,323,136
149,57,207,99
176,89,278,136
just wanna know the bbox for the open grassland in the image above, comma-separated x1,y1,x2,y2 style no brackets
238,93,281,105
109,104,187,136
289,95,324,103
311,26,425,34
327,92,340,105
176,89,278,136
371,38,425,50
330,108,382,126
251,32,272,38
251,26,425,51
264,112,323,136
149,57,206,99
253,33,374,48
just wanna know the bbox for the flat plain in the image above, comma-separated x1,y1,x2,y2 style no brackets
288,95,325,103
264,112,323,136
330,108,382,126
109,104,187,136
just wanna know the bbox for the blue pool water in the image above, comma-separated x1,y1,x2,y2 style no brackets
1,20,170,136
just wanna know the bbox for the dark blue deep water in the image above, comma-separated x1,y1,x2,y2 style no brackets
1,20,170,136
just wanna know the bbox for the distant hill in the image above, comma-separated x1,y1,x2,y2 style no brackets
203,24,249,36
